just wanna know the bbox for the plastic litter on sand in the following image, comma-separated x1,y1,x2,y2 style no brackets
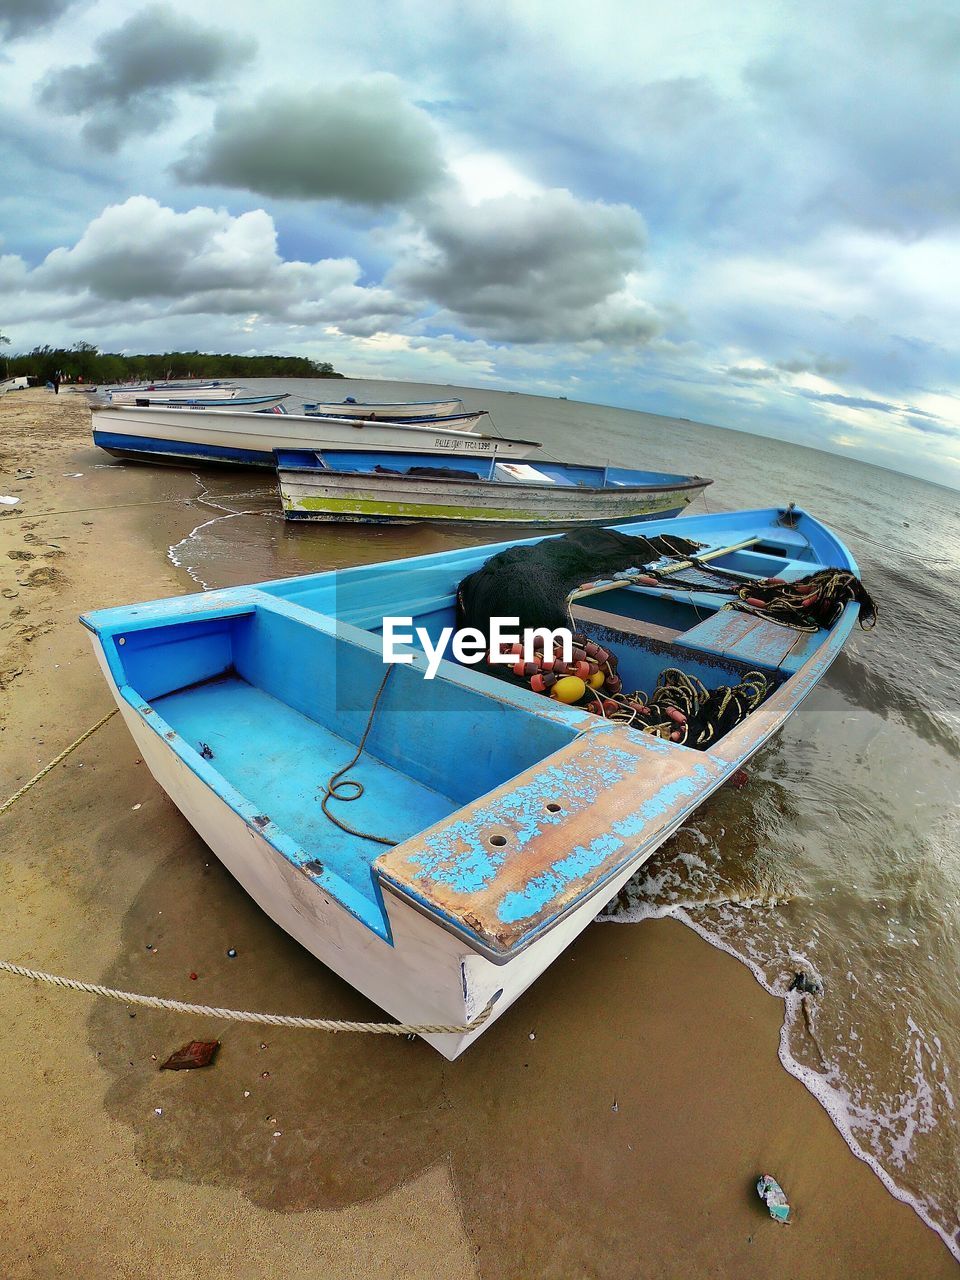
757,1174,791,1223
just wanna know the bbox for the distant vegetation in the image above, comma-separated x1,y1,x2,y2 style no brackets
1,340,344,384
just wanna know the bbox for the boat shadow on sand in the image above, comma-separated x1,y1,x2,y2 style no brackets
86,754,801,1272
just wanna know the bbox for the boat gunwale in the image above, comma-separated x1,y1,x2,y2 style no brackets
275,453,713,495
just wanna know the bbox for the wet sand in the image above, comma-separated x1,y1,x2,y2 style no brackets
0,389,954,1278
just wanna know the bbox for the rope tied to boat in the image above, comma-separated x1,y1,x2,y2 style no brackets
0,960,496,1036
0,707,118,817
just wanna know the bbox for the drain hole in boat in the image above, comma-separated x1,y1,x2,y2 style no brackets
489,834,507,847
545,802,562,813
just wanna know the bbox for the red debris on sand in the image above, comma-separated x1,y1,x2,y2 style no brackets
730,768,750,789
159,1040,220,1071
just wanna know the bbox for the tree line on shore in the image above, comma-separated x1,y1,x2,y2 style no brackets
0,338,344,384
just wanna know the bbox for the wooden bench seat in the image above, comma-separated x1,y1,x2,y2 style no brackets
571,603,682,645
673,608,824,673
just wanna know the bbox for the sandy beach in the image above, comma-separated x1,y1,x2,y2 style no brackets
0,389,954,1279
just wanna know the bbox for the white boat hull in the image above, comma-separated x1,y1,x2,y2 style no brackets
305,398,464,420
91,404,541,465
89,642,677,1058
109,386,240,403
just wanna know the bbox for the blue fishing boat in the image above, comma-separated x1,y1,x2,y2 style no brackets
81,506,875,1058
275,449,712,525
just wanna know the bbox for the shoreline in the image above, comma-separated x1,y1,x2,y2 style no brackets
1,389,955,1277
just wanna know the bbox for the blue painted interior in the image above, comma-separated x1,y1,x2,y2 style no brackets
604,465,700,486
275,449,700,490
108,602,578,936
154,676,456,909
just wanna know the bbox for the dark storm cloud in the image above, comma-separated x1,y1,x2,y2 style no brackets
390,190,659,344
0,0,75,39
36,5,256,151
802,391,899,413
726,365,780,381
173,78,446,207
775,356,849,377
906,416,957,438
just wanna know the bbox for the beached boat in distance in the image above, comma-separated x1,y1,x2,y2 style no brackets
90,403,542,466
107,392,291,412
303,397,465,420
275,448,711,525
108,384,240,403
307,407,488,430
81,505,874,1058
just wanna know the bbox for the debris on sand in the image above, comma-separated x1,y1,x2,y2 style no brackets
756,1174,791,1222
159,1040,221,1071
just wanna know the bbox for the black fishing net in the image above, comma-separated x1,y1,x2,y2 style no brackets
454,529,876,750
373,464,481,480
456,527,703,633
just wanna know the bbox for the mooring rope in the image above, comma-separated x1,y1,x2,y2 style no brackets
0,708,118,817
0,960,495,1035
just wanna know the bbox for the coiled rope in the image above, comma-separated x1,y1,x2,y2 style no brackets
598,666,770,748
319,666,398,846
0,702,492,1038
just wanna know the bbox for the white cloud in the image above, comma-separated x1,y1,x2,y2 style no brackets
5,196,414,335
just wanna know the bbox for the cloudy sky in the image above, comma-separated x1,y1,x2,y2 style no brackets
2,0,959,487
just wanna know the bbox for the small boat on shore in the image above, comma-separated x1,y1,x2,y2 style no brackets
108,384,240,403
306,407,488,431
303,397,465,420
82,506,874,1058
90,403,542,467
107,392,290,412
275,448,711,525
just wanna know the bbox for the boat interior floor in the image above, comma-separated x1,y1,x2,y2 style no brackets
154,677,459,906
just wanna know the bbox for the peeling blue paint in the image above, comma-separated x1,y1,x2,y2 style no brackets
497,830,624,923
404,742,653,894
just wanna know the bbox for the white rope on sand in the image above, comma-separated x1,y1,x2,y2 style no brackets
0,708,118,817
0,961,494,1036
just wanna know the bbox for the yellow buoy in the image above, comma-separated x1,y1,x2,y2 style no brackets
587,671,605,689
552,675,586,703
